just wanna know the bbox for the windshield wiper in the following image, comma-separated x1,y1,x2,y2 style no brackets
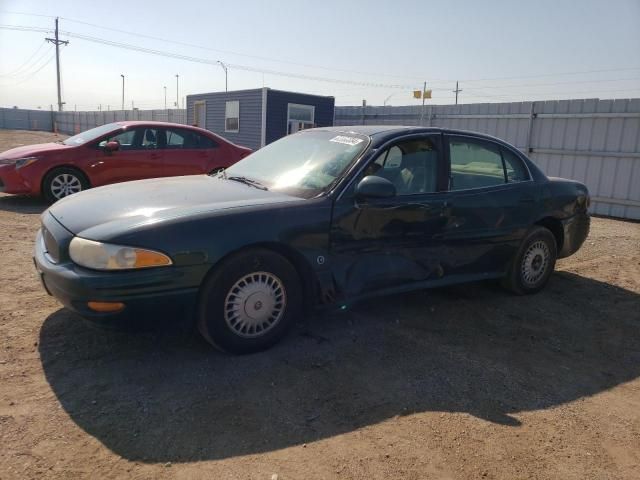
227,175,268,191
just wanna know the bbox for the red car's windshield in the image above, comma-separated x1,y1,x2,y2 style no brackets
62,123,122,146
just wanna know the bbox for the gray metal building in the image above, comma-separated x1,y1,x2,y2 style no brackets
186,88,335,151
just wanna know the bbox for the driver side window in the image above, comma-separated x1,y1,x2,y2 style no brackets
364,138,439,195
105,129,136,150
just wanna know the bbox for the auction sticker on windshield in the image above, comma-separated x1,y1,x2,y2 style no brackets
330,135,364,146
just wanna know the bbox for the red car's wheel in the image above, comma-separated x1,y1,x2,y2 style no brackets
42,167,90,204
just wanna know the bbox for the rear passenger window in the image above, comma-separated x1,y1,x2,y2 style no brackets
165,129,218,149
449,140,505,190
502,149,529,183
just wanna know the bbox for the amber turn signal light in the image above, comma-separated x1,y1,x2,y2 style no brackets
87,301,125,313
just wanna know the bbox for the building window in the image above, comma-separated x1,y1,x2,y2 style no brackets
287,103,315,134
225,100,239,132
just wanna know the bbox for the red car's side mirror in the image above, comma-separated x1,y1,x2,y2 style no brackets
103,141,120,152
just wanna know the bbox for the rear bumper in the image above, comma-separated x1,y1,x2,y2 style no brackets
33,229,202,331
0,164,33,194
558,212,590,258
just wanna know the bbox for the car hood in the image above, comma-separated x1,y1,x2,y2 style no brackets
48,175,302,237
0,142,72,162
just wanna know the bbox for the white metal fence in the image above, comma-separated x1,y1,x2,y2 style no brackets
0,108,187,135
0,108,54,131
54,109,187,134
335,99,640,220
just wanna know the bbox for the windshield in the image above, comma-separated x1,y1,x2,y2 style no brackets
62,123,122,146
224,130,369,198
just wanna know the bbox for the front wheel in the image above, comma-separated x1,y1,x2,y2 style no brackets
42,167,90,203
197,249,302,354
503,226,557,295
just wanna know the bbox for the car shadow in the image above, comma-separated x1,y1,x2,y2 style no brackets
0,194,47,214
38,272,640,463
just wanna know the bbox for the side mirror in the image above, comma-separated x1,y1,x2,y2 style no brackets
101,140,120,152
355,175,396,199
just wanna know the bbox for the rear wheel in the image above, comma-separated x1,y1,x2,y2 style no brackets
42,167,90,203
503,226,557,295
197,249,302,354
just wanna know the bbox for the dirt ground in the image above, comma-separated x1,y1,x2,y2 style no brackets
0,129,639,480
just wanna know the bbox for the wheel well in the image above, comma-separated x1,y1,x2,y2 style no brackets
41,165,91,192
204,242,320,310
535,217,564,251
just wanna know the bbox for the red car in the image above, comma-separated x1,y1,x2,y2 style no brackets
0,121,252,202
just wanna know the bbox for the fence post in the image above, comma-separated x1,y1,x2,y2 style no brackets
525,102,536,154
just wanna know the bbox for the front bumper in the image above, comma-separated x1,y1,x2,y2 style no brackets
33,228,202,331
558,212,590,259
0,164,33,194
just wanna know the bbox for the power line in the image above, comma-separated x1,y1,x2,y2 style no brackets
0,40,47,77
54,28,419,90
11,50,57,85
2,22,640,102
463,76,640,93
1,12,426,82
3,14,640,87
0,47,55,84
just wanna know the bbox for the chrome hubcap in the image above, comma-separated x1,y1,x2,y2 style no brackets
224,271,286,338
521,240,550,286
50,174,82,199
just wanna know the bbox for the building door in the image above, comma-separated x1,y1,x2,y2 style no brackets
193,101,206,128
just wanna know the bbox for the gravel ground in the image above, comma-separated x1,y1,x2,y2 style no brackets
0,129,639,479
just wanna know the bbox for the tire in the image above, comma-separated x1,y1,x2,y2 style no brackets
197,248,302,354
42,167,90,204
502,226,557,295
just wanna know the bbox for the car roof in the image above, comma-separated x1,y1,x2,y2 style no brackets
309,125,521,150
115,120,198,129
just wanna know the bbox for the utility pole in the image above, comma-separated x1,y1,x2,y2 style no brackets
218,61,228,92
120,74,125,110
175,74,179,107
419,81,427,125
453,81,462,105
45,17,69,112
163,86,167,109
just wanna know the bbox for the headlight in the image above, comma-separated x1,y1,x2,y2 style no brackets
15,157,39,169
69,237,172,270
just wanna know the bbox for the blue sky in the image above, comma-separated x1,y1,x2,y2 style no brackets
1,0,639,109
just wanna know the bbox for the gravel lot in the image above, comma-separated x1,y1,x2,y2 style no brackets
0,129,639,479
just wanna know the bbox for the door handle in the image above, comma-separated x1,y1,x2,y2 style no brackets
520,196,535,204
